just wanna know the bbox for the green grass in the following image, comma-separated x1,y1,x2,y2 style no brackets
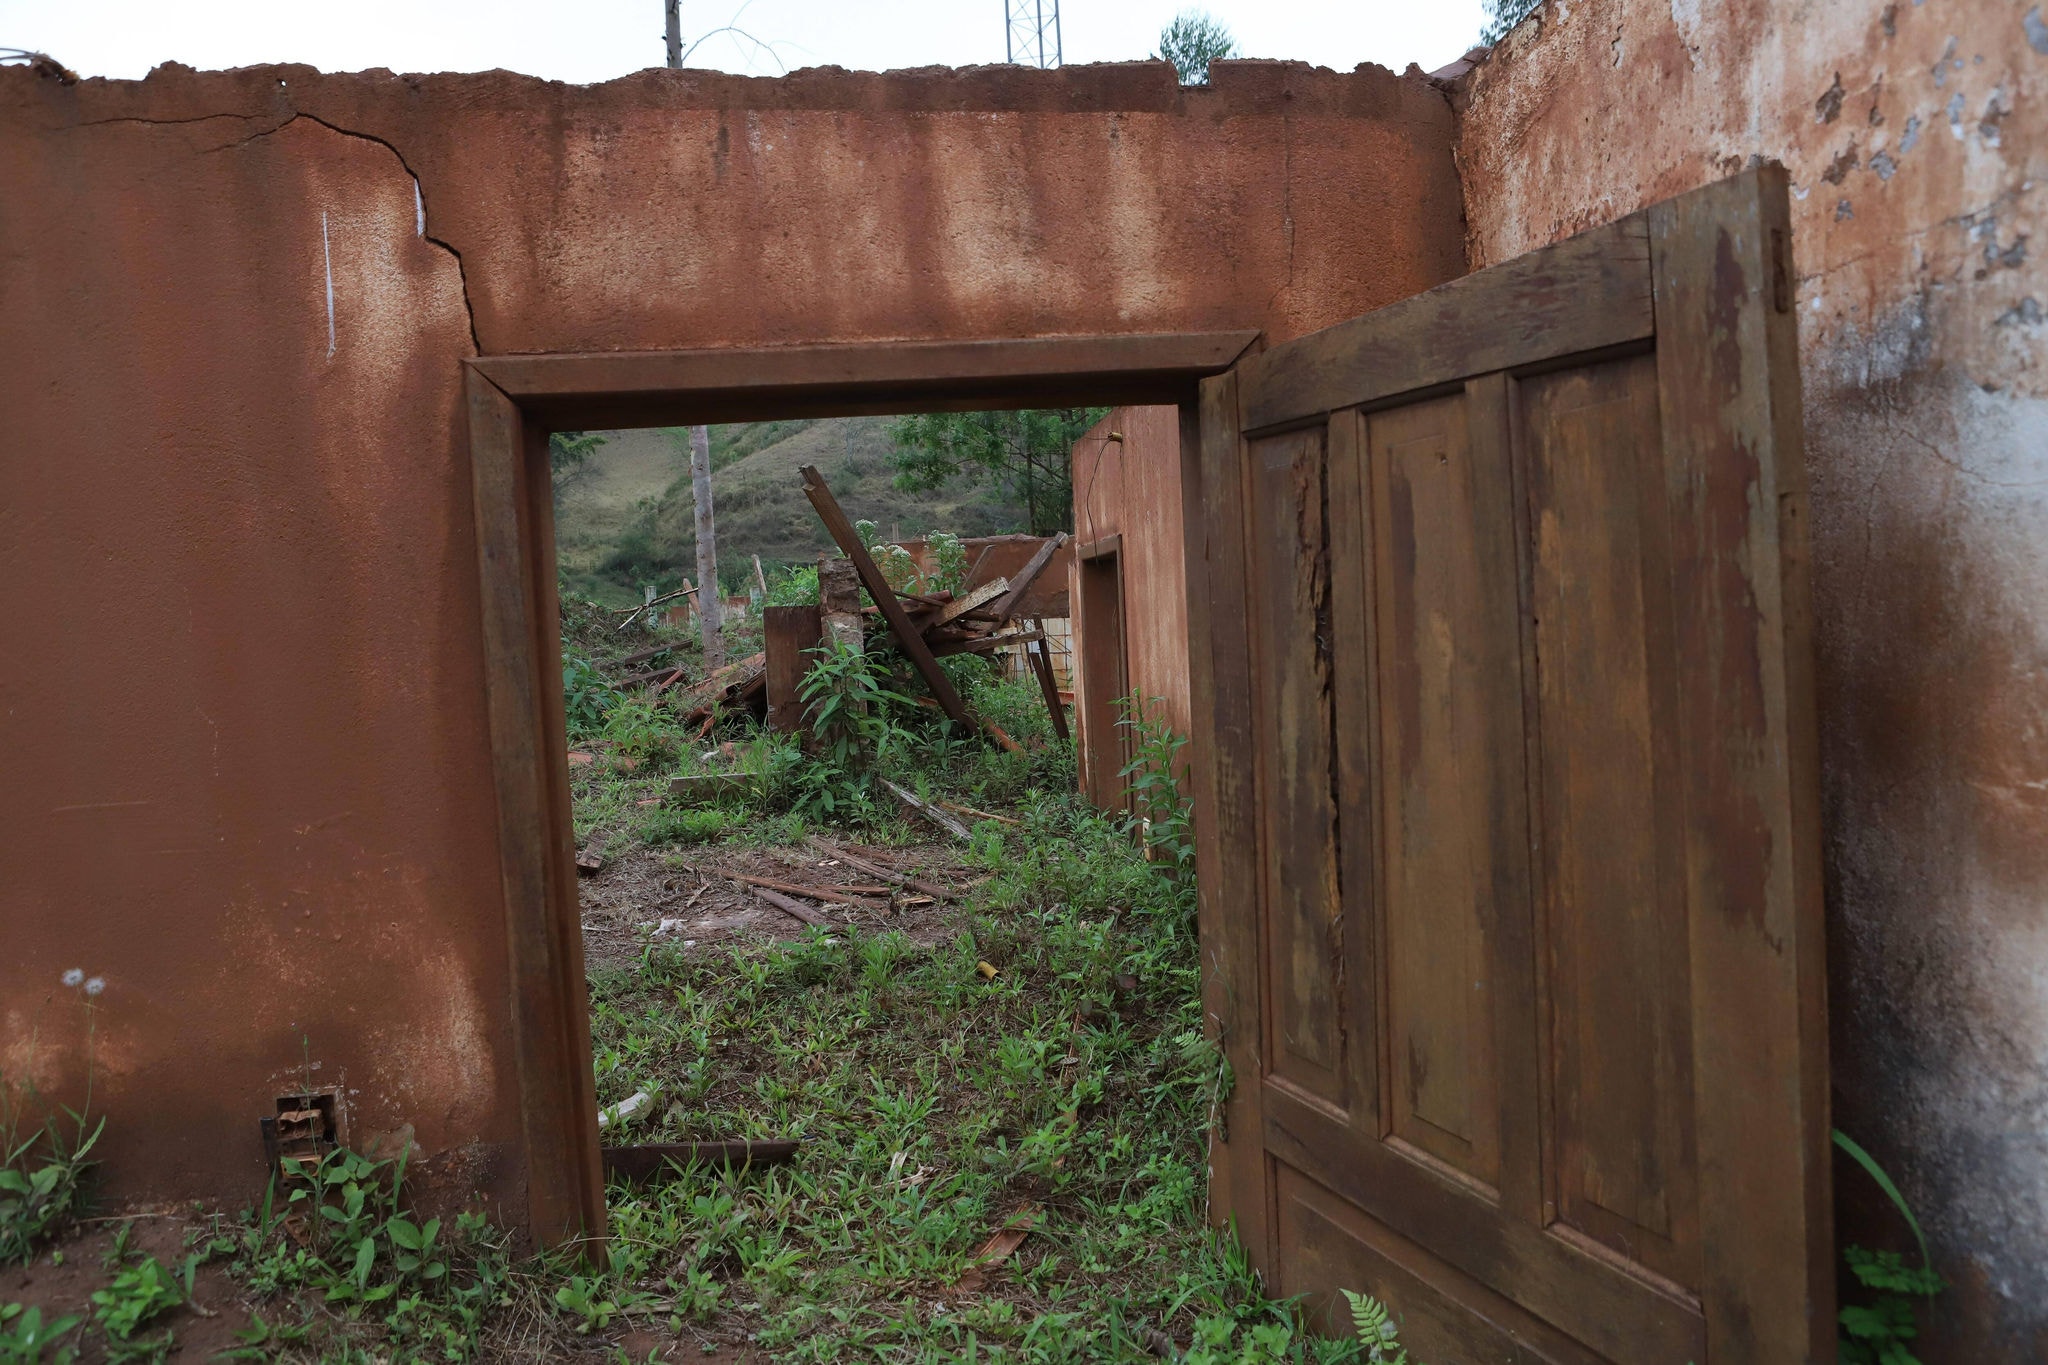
582,793,1361,1363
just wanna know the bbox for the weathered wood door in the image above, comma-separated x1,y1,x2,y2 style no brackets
1187,168,1831,1362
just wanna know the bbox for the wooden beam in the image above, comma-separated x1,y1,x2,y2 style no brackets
749,884,832,928
1236,217,1652,432
985,533,1068,629
470,331,1262,428
1027,620,1070,742
798,466,972,727
929,577,1008,630
929,627,1044,657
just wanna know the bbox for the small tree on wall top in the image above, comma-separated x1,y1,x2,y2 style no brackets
1481,0,1542,44
1154,10,1236,85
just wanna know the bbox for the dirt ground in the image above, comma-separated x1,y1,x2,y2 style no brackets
575,836,981,973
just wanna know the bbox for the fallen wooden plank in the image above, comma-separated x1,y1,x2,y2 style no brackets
800,465,972,727
602,1141,799,1185
939,799,1020,827
749,884,833,928
729,871,891,899
929,628,1044,658
928,577,1009,630
984,533,1068,629
807,837,958,900
951,1204,1041,1292
883,779,973,841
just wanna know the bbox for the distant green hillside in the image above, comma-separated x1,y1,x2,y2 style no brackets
553,417,1025,605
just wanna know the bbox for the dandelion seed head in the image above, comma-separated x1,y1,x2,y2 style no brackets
84,977,105,997
61,968,83,987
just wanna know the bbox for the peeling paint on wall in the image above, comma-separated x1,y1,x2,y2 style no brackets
1455,0,2047,1356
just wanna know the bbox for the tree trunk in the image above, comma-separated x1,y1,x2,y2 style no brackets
664,0,682,67
690,424,724,672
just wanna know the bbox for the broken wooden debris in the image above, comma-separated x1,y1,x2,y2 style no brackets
575,841,605,874
928,576,1008,628
800,464,973,726
883,779,973,841
985,532,1068,629
950,1204,1040,1291
615,584,695,631
728,870,890,900
807,837,957,900
938,799,1019,827
602,1140,799,1186
927,626,1044,658
1026,620,1070,741
748,884,833,928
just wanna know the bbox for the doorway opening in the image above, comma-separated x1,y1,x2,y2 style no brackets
467,333,1272,1355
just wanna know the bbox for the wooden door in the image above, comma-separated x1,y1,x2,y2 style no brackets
1188,168,1831,1362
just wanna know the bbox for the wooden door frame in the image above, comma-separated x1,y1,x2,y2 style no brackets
1073,533,1131,809
462,330,1258,1247
1190,167,1830,1359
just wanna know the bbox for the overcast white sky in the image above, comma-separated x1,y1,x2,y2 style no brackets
0,1,1487,86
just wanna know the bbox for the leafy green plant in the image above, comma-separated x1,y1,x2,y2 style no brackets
223,1146,510,1361
3,978,106,1267
853,520,920,595
1834,1129,1947,1365
923,530,970,595
89,1253,183,1356
1340,1290,1409,1364
789,637,915,820
599,695,680,769
561,651,620,737
765,563,820,607
552,1274,619,1333
1118,694,1197,887
0,1303,81,1364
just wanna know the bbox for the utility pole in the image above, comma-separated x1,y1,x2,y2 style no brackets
690,425,725,672
1004,0,1061,68
664,7,723,671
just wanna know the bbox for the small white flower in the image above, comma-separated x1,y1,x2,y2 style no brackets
61,969,83,987
84,978,105,997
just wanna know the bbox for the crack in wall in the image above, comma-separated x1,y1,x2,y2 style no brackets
203,110,482,355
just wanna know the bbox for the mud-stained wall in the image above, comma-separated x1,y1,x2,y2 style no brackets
0,59,1463,1222
1069,406,1193,805
1454,1,2046,1355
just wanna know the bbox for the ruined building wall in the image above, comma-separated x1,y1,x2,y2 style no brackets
1454,1,2046,1355
0,60,1465,1222
1068,405,1193,808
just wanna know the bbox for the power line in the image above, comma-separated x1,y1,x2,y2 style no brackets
1004,0,1061,69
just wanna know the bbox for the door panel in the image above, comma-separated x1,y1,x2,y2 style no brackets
1194,167,1830,1362
1273,1162,1609,1365
1521,356,1700,1287
1367,392,1524,1193
1246,427,1347,1109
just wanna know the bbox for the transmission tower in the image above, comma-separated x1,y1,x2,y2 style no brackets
1004,0,1061,68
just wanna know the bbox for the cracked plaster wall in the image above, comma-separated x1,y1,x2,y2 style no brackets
1455,0,2047,1355
0,59,1463,1227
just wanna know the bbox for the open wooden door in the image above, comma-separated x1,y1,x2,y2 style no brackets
1187,167,1830,1362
